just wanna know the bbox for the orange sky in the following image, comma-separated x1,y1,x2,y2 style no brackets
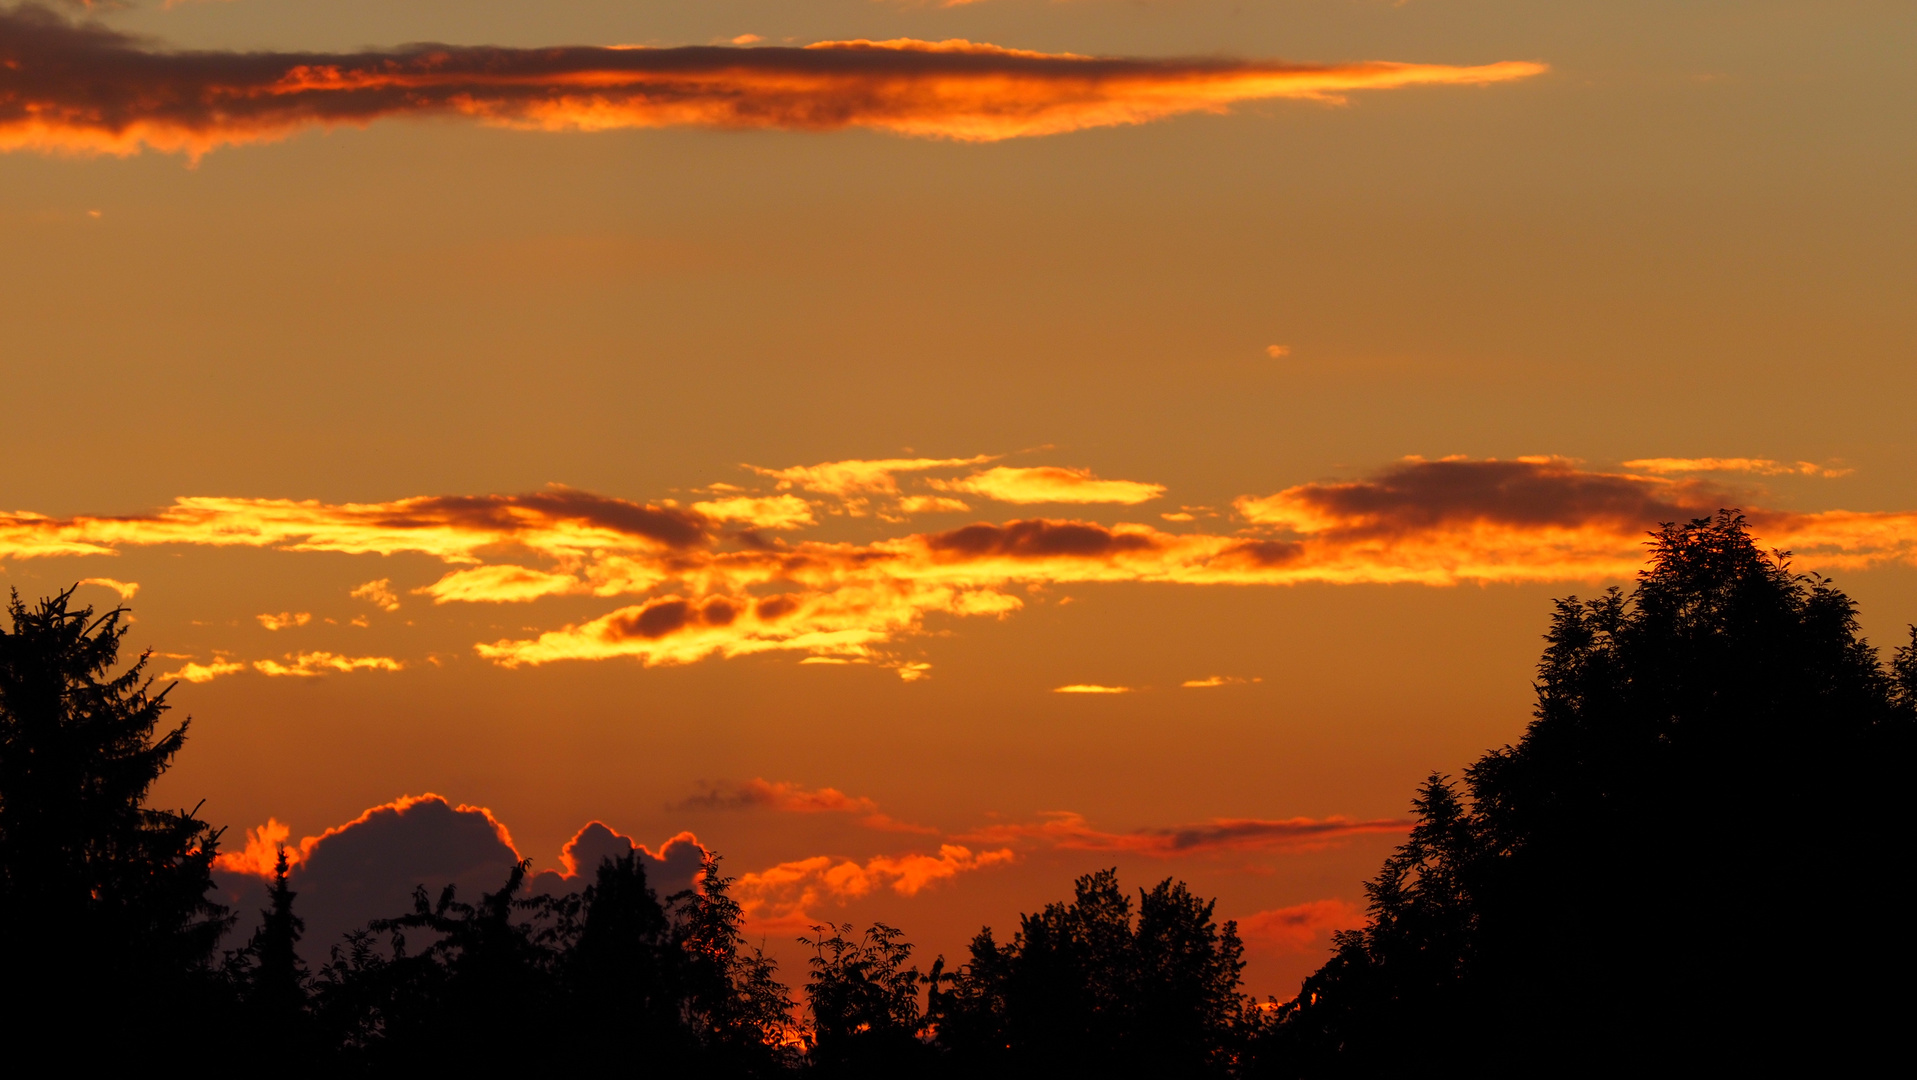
4,0,1914,998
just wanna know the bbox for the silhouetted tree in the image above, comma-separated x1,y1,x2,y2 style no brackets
672,852,799,1075
1260,513,1916,1074
933,869,1253,1078
565,848,695,1066
801,921,930,1075
0,587,230,1049
228,847,317,1055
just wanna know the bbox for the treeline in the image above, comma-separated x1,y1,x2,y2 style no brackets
2,513,1911,1072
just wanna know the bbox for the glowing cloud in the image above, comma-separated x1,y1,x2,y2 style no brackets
350,578,401,612
1182,675,1260,688
160,658,246,683
935,465,1166,505
1622,457,1852,478
691,494,817,531
0,11,1549,157
419,565,581,604
750,455,996,498
76,576,138,599
253,651,403,677
1054,684,1134,694
736,844,1015,933
257,611,311,631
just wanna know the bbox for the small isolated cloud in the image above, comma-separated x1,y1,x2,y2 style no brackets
1621,457,1852,478
1161,512,1196,522
1239,899,1365,955
676,778,936,834
253,651,402,677
160,658,245,683
729,34,763,45
1265,345,1291,359
350,577,401,612
256,611,311,631
691,494,816,530
77,576,138,599
1054,683,1132,694
1182,675,1260,688
934,466,1165,505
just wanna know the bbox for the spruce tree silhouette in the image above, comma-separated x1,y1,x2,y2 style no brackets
0,587,231,1050
1258,513,1916,1076
228,847,317,1056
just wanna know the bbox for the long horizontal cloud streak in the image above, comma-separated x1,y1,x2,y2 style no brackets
0,7,1546,155
8,456,1917,673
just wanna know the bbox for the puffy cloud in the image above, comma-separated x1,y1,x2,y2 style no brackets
1054,684,1133,694
256,611,311,631
676,778,936,834
214,796,705,961
76,576,137,599
350,578,401,612
1621,457,1852,478
690,494,816,531
0,11,1547,158
527,822,706,898
895,495,972,515
253,651,403,677
212,794,523,959
735,844,1015,933
1238,899,1366,955
932,465,1165,505
958,811,1409,857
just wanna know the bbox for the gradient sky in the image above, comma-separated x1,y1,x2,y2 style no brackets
4,0,1914,997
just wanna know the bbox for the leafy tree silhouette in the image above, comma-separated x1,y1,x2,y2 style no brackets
0,587,231,1049
565,847,696,1066
1258,513,1916,1075
932,868,1254,1078
801,921,930,1075
671,851,800,1076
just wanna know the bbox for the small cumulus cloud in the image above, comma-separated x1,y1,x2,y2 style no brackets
1053,683,1132,694
691,493,816,530
729,34,764,45
1265,345,1292,359
735,844,1015,934
256,611,311,631
350,577,401,612
896,495,972,515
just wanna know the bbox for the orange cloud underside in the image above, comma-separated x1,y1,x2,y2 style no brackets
8,456,1917,678
0,11,1546,157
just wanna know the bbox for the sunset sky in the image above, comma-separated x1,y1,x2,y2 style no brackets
4,0,1914,996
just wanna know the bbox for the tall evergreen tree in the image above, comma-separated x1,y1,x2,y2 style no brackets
0,587,230,1047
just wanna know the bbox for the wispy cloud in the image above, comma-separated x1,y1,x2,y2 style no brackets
350,578,401,612
676,778,936,834
253,651,403,677
257,611,311,631
0,9,1548,158
957,811,1409,857
1053,683,1133,694
159,658,245,683
1621,457,1852,478
77,576,138,599
1239,899,1365,955
735,844,1016,933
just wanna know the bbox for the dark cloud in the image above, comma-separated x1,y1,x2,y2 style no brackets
527,822,705,899
0,6,1544,157
927,519,1162,559
389,489,709,550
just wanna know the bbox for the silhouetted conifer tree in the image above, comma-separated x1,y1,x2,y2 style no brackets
228,847,316,1056
0,587,231,1050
